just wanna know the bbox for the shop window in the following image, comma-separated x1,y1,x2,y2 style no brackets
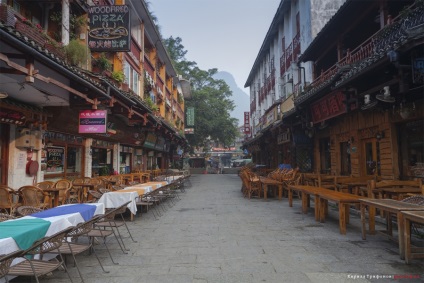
295,146,312,172
319,138,331,174
92,148,113,176
399,120,424,179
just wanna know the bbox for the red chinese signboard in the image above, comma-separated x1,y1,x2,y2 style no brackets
78,110,107,133
310,91,346,124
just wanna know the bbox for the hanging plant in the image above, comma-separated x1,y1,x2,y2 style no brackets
111,70,125,84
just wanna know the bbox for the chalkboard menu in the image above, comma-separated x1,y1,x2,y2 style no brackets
46,147,64,173
88,5,131,52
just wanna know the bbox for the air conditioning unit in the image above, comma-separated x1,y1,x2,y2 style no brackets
15,128,42,150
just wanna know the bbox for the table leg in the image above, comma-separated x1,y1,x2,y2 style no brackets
361,203,367,240
288,189,293,207
301,192,308,214
339,203,346,235
369,205,376,235
397,212,406,260
278,185,282,200
263,184,267,200
314,196,320,221
404,217,412,264
319,198,326,223
53,191,59,207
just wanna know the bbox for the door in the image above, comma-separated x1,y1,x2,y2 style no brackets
363,138,381,176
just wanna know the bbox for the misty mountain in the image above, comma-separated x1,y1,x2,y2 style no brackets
213,71,250,126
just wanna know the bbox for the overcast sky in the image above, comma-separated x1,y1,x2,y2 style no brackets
150,0,281,90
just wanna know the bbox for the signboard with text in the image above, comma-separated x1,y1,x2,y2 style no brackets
79,110,107,133
46,147,64,173
143,132,157,149
244,111,250,134
310,91,346,124
88,5,131,52
186,107,194,126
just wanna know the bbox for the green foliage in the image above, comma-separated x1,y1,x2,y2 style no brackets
95,53,112,72
111,71,125,83
163,36,238,150
50,11,85,41
63,39,87,66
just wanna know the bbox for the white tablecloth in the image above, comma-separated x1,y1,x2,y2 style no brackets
97,191,138,214
0,203,104,283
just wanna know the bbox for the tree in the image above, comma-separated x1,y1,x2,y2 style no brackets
163,36,238,151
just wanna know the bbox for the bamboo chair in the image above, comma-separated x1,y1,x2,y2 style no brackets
0,213,16,222
0,249,23,283
17,186,49,209
15,206,43,217
35,181,55,208
0,186,19,215
53,179,73,205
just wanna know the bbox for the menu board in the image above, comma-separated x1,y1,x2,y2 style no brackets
46,146,64,173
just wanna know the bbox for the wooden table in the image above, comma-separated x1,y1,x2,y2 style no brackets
316,190,363,234
381,187,422,200
288,185,363,234
287,185,322,220
259,176,283,200
402,210,424,264
360,199,424,259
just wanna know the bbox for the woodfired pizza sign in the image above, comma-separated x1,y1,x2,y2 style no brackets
88,5,130,52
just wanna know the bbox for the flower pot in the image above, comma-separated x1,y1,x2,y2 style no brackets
121,83,129,91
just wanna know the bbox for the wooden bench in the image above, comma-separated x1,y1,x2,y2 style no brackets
287,185,364,234
366,179,423,200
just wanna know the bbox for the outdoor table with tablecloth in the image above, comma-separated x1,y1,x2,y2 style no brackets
0,202,105,278
98,191,138,215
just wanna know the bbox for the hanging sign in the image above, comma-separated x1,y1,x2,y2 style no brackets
310,91,346,123
143,132,157,149
88,5,131,52
79,110,107,133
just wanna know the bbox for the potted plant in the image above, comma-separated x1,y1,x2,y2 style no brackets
63,39,88,66
93,53,112,74
111,70,125,85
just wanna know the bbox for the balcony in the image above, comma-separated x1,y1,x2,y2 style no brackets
143,56,155,79
298,1,424,100
1,8,65,60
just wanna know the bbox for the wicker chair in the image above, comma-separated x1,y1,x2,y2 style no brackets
0,213,16,222
36,181,55,208
7,227,74,283
17,186,49,209
53,179,72,205
0,186,19,215
16,206,42,217
0,249,23,283
87,190,103,202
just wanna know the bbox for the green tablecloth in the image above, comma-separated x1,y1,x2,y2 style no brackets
0,218,51,250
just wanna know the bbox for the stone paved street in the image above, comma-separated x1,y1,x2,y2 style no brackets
30,174,424,283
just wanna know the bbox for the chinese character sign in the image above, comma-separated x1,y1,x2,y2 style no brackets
88,5,131,52
79,110,107,133
244,112,251,134
310,91,346,123
186,107,195,126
